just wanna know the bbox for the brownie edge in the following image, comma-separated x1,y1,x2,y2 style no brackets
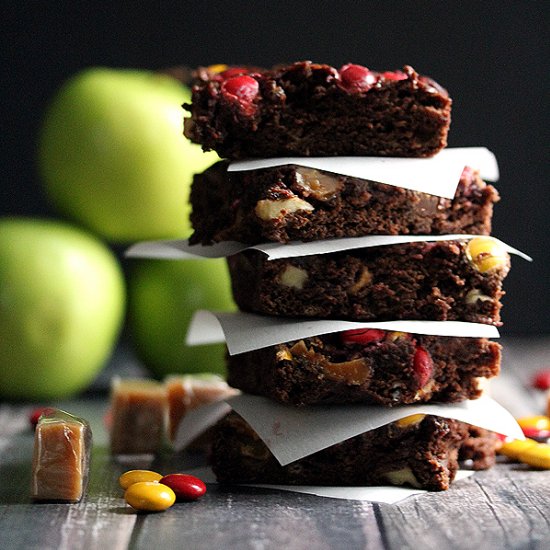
189,163,499,245
227,333,501,407
184,61,451,159
228,239,509,325
211,412,496,491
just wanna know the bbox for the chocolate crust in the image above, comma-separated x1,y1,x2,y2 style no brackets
228,240,509,325
189,163,499,245
184,61,451,159
226,334,501,407
211,412,490,491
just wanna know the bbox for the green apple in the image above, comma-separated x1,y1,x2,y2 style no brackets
38,67,218,243
128,259,235,378
0,218,125,401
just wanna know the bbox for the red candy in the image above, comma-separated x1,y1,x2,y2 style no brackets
220,67,249,79
521,427,550,441
381,71,407,81
159,473,206,501
339,64,376,92
29,406,56,429
413,346,434,388
533,370,550,390
221,75,259,108
341,329,386,345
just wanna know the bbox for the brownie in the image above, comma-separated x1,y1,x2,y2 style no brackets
184,61,451,158
228,239,510,325
189,163,498,245
459,425,501,470
226,332,501,407
211,412,495,491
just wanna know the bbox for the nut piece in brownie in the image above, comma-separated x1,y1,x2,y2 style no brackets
211,412,495,490
189,163,498,244
226,331,501,406
184,61,451,158
228,237,510,325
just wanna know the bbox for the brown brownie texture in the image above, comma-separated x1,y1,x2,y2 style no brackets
228,239,510,325
210,412,492,491
189,163,499,245
184,61,451,159
459,425,501,470
226,333,501,407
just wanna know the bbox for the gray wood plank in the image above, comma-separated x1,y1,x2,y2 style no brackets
375,466,550,550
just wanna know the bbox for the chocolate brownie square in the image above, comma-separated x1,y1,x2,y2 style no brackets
226,332,501,407
211,412,496,491
228,238,510,325
189,163,498,245
184,61,451,158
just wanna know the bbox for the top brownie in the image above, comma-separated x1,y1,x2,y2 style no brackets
184,61,452,159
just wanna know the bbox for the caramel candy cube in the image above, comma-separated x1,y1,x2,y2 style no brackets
109,378,168,455
31,409,92,503
165,374,239,442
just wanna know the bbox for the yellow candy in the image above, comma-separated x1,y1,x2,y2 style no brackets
499,438,538,460
207,64,228,73
465,237,509,273
386,331,410,342
517,415,550,431
396,414,426,428
119,469,163,490
518,443,550,469
125,481,176,512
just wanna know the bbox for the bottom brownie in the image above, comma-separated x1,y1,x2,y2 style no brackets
211,412,497,491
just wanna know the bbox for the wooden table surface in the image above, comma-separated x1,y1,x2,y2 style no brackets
1,337,549,550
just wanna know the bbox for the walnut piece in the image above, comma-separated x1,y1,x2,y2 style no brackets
255,197,314,220
279,265,308,289
294,168,343,201
382,467,421,488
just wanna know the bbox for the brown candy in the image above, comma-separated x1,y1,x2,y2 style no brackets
31,409,92,502
109,378,168,455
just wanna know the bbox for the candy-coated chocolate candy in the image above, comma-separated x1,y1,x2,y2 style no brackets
520,427,550,441
413,346,434,388
518,443,550,469
499,438,538,460
221,76,259,104
517,415,550,439
340,329,385,345
207,64,228,74
160,473,207,501
119,469,163,490
339,64,376,92
125,481,175,512
395,414,426,428
532,370,550,390
466,237,508,273
381,71,407,81
220,67,249,79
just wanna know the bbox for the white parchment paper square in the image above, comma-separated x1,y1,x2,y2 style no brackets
228,147,499,198
186,310,501,354
185,465,475,504
126,234,532,263
226,394,523,466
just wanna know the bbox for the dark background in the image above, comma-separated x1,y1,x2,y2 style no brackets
2,1,549,334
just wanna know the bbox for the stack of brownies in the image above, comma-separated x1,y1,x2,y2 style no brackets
183,61,510,490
